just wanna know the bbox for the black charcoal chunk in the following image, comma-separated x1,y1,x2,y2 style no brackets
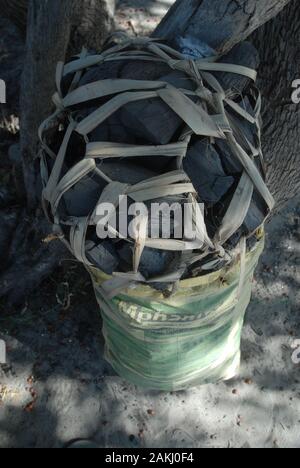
243,192,268,235
247,234,259,251
64,132,86,167
79,61,124,86
118,244,175,279
120,98,180,145
214,140,243,175
184,140,235,204
215,42,259,94
120,71,196,145
160,70,196,91
148,282,175,294
227,97,258,149
120,60,170,81
225,225,263,251
138,247,175,279
88,119,110,142
62,60,124,96
77,109,136,144
97,160,157,185
63,161,157,219
0,188,13,209
189,254,229,277
91,114,136,144
0,210,18,267
8,143,21,167
215,97,259,174
63,176,102,217
130,156,174,174
139,247,176,279
230,114,258,150
86,240,119,275
223,229,243,249
118,242,132,266
145,197,186,239
65,62,124,111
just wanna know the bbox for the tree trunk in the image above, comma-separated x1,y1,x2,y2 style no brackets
155,0,291,54
251,0,300,210
0,0,115,305
156,0,299,210
20,0,73,210
0,0,115,51
0,0,28,35
69,0,115,55
21,0,115,210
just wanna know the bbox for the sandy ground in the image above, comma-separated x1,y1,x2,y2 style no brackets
0,196,299,448
0,0,299,449
115,0,174,36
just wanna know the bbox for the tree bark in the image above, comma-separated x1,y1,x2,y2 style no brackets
0,0,115,51
69,0,115,55
0,0,115,305
20,0,115,210
20,0,73,210
156,0,300,210
155,0,292,54
251,0,300,210
0,0,28,35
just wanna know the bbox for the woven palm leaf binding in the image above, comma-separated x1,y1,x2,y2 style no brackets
39,33,274,298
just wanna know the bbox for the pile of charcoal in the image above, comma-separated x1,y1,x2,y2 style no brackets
40,34,274,296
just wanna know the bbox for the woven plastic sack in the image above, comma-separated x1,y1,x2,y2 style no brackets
39,34,274,390
88,236,264,391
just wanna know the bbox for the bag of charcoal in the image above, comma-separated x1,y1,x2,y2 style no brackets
40,34,274,390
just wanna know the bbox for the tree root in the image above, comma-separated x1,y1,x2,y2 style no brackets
0,212,68,306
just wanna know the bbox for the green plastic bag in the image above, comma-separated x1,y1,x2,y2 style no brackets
88,237,264,391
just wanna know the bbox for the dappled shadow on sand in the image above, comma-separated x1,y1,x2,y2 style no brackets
0,198,299,448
